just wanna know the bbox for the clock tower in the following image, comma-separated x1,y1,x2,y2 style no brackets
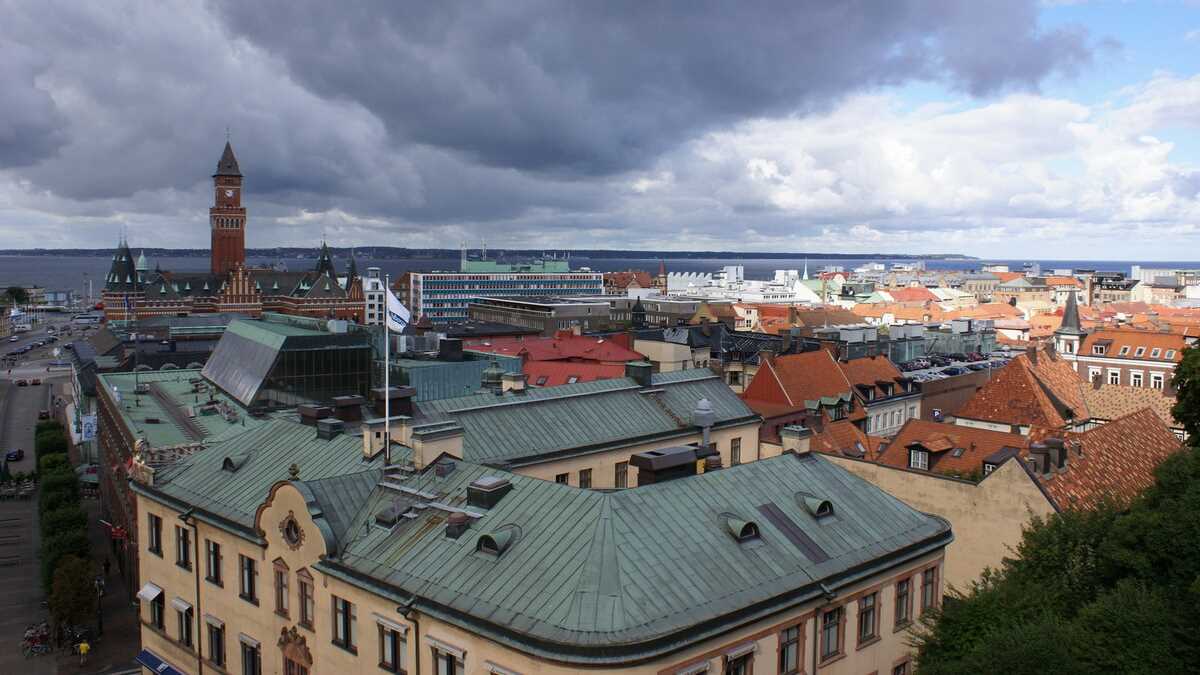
210,141,246,276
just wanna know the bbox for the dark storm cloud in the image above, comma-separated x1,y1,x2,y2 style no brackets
214,0,1093,176
0,41,68,168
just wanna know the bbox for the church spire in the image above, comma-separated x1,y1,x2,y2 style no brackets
1056,289,1085,336
214,141,242,177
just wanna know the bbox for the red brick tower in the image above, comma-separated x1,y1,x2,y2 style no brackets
210,141,246,275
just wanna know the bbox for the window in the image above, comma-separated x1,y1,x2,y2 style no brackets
566,376,579,384
1151,348,1161,358
379,624,407,673
1108,369,1120,385
615,461,628,489
921,566,939,613
895,578,912,627
1088,367,1102,382
147,513,162,556
332,595,356,651
731,438,742,465
239,555,257,603
177,607,193,647
1151,372,1164,390
535,376,548,386
241,641,262,675
893,661,910,675
205,540,222,585
150,593,165,630
1092,345,1106,355
1134,346,1146,357
820,607,843,661
275,566,289,616
432,646,464,675
779,625,802,674
1118,346,1130,356
1166,350,1176,360
724,652,752,675
578,468,592,489
208,622,225,667
1131,371,1144,387
555,473,569,485
858,592,878,644
298,571,315,629
909,449,929,471
982,463,996,476
175,526,191,569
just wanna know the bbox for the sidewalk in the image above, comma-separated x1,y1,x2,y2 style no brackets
53,497,141,675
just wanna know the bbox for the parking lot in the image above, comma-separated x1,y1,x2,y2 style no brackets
898,352,1013,383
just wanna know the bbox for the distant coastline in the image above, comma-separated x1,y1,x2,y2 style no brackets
0,247,975,261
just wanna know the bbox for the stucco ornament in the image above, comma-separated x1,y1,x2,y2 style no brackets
278,625,312,666
279,510,306,550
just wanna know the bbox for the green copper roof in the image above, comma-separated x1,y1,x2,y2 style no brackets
417,369,757,466
139,418,393,535
97,369,261,448
321,452,951,664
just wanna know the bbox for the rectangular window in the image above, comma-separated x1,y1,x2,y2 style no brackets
275,567,289,616
332,595,356,651
1088,367,1102,382
858,592,878,644
177,608,193,647
615,461,628,489
175,526,191,569
820,607,843,661
778,625,801,674
731,438,741,465
147,513,162,556
1166,350,1176,360
895,578,912,627
151,593,165,630
909,449,929,471
1118,346,1130,355
208,623,225,667
1108,369,1120,385
433,648,464,675
1151,348,1161,358
378,624,407,673
579,468,592,489
893,662,910,675
1092,345,1106,355
1151,372,1164,390
239,555,257,603
724,653,752,675
205,540,222,585
1131,371,1144,387
298,574,315,629
555,473,569,485
921,567,939,614
241,642,261,675
1134,346,1146,357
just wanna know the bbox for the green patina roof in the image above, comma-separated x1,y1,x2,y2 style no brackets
320,452,950,663
97,369,262,448
417,369,757,466
142,418,394,534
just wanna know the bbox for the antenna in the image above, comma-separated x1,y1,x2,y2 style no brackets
225,125,231,142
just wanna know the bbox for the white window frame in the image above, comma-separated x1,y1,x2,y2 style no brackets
1088,367,1102,382
1118,346,1130,356
1107,369,1121,385
1092,345,1106,355
1130,371,1144,387
909,449,929,471
1134,346,1146,357
1151,372,1165,389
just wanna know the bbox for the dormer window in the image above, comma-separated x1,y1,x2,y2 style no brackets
1118,346,1130,356
909,449,929,471
1092,345,1106,355
983,463,996,476
1150,348,1161,358
1166,350,1176,359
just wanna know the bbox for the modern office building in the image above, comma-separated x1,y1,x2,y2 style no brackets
395,258,603,323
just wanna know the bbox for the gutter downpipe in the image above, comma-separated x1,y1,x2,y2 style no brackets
180,508,204,675
399,599,420,675
813,582,836,675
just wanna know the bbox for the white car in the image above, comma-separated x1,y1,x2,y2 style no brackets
7,336,17,342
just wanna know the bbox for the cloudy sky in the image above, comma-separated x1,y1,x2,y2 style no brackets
2,1,1200,259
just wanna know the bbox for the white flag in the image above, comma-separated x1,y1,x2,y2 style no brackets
385,288,411,333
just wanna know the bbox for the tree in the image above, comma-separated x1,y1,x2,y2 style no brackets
41,505,88,538
35,429,69,457
41,530,90,591
4,286,28,305
1172,346,1200,438
48,555,97,630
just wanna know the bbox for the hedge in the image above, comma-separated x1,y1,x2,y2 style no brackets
35,420,64,435
41,505,88,538
35,430,68,457
38,453,70,475
41,530,90,592
40,471,79,498
39,487,80,515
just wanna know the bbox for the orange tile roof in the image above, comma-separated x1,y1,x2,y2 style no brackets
1029,408,1183,510
956,347,1087,428
878,419,1030,476
742,351,852,408
523,361,626,387
1044,276,1081,287
945,303,1022,320
467,334,646,363
1080,382,1180,430
994,272,1024,283
808,419,873,458
888,287,939,303
1079,329,1187,363
839,355,908,400
603,270,653,289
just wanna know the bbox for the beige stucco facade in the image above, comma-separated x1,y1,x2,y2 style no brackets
137,477,946,675
819,454,1055,591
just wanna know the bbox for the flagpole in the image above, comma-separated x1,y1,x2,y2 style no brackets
384,273,390,465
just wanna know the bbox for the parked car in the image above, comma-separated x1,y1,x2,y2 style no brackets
941,367,966,376
5,448,23,461
15,379,28,387
6,336,16,342
30,378,41,386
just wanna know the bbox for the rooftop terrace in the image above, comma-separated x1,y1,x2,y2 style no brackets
98,369,262,448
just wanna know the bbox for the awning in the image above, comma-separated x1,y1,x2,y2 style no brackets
136,582,163,602
170,597,192,613
135,649,186,675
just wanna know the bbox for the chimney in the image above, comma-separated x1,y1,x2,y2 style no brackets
501,372,527,394
331,395,365,422
692,398,716,449
316,417,344,440
629,445,717,485
703,455,723,472
411,421,464,470
444,511,470,539
467,476,514,509
1044,437,1068,472
438,337,464,362
1028,442,1051,476
372,386,416,417
298,404,333,427
782,424,813,454
626,361,653,387
361,416,413,459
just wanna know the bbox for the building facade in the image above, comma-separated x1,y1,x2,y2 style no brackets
397,263,603,324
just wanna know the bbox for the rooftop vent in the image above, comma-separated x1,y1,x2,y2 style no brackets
316,417,344,440
798,493,834,519
476,526,518,556
467,476,513,509
445,512,470,539
434,459,456,478
725,516,760,542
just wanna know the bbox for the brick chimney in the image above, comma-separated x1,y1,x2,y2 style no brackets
410,421,464,470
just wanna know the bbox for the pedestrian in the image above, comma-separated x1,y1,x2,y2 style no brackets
78,639,89,665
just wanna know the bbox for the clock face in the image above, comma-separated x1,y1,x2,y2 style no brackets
224,189,234,198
